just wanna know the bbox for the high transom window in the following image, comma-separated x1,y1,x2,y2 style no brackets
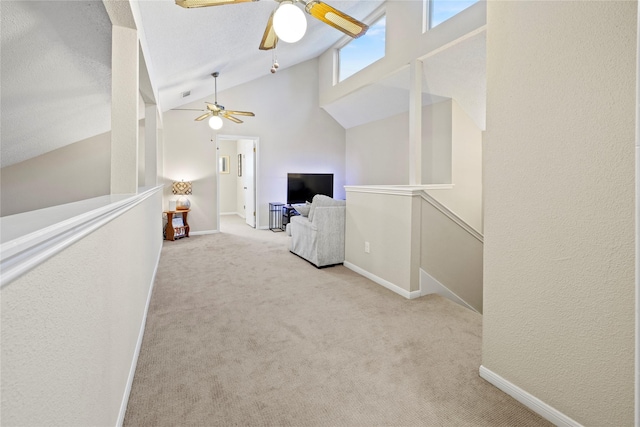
430,0,479,29
338,15,386,82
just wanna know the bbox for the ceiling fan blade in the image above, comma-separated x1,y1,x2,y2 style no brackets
195,112,212,121
305,1,369,38
225,110,255,117
223,113,243,123
175,0,254,8
259,10,278,50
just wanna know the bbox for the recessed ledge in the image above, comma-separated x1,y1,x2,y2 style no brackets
0,185,163,288
344,184,454,196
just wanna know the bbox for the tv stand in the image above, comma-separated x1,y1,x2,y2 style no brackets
269,202,284,231
268,203,299,232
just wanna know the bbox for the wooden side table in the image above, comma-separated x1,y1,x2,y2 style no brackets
164,209,190,241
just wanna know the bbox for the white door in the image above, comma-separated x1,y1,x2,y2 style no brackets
241,140,255,228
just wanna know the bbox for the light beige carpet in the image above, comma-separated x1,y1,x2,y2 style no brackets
124,215,552,426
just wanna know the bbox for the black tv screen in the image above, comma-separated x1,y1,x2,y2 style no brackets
287,173,333,205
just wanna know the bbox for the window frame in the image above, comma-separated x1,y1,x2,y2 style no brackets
428,0,480,30
335,7,387,84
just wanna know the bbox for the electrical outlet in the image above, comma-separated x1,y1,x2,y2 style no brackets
364,241,370,253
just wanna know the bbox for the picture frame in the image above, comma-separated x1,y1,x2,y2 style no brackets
238,153,242,177
219,155,230,174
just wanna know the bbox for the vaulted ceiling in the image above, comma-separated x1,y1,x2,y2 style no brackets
0,0,484,169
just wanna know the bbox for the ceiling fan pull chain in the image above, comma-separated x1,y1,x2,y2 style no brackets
271,48,279,73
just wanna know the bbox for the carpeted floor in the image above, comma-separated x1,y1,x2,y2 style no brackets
124,215,552,426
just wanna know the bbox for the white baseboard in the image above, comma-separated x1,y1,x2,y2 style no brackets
220,212,238,216
420,269,479,313
479,366,583,427
344,261,421,299
117,243,162,427
190,230,219,236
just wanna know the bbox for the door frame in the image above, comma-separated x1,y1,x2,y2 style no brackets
215,134,260,231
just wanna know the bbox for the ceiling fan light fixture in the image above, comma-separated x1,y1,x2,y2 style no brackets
209,115,224,130
273,1,307,43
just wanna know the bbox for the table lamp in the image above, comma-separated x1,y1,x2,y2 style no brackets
172,180,192,210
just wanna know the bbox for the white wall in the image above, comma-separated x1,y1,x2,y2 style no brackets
162,108,217,231
420,197,483,312
345,188,422,296
1,120,151,217
346,99,482,235
346,101,455,186
162,58,346,231
483,1,636,425
0,131,111,216
318,0,486,124
422,99,453,185
425,100,483,233
345,111,409,185
0,190,162,425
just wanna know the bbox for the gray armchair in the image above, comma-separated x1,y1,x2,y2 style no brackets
288,195,346,268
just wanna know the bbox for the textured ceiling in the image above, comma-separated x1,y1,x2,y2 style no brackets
0,0,483,169
0,0,383,168
1,1,112,168
136,0,384,112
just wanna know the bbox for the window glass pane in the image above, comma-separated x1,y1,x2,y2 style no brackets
338,16,386,82
430,0,478,29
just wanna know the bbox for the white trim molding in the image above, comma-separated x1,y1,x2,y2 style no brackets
190,230,219,236
421,192,483,242
117,242,162,427
344,261,421,299
0,186,163,289
479,366,584,427
344,184,453,197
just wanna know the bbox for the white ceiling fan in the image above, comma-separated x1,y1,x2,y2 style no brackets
175,0,369,50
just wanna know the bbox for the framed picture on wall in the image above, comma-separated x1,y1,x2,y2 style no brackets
238,153,242,177
220,155,230,174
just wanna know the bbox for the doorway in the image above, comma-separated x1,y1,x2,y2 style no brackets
216,135,259,231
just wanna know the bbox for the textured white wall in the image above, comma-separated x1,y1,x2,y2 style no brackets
345,111,409,185
110,25,139,194
425,100,483,233
421,199,483,312
162,58,346,231
0,131,111,217
483,1,636,425
422,99,453,185
0,191,162,425
1,119,148,217
162,106,217,230
318,1,486,128
345,101,456,186
345,189,421,293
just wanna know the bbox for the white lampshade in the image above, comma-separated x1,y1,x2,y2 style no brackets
209,115,223,130
273,2,307,43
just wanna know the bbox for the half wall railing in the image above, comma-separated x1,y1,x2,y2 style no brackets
343,185,483,312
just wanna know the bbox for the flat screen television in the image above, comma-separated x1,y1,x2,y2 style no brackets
287,173,333,205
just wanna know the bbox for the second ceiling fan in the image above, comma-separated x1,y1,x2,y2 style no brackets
184,72,255,130
175,0,370,50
